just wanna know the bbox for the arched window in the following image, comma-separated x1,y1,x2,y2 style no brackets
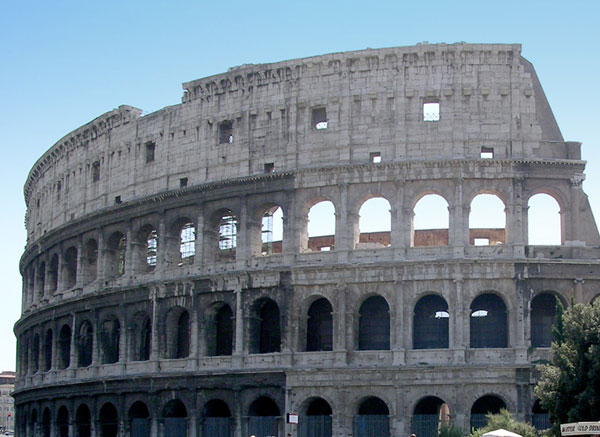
413,295,449,349
58,324,71,370
129,401,150,437
107,232,126,278
528,193,561,245
75,404,91,437
470,294,508,348
531,293,559,348
412,397,450,437
301,398,332,437
37,261,46,297
357,197,391,248
31,334,40,373
30,409,38,437
146,229,158,269
532,399,551,431
163,399,188,437
306,298,333,352
42,407,51,437
412,194,449,247
48,254,59,292
176,311,190,359
57,406,69,437
262,206,284,255
206,304,233,357
130,314,151,362
100,316,120,364
354,397,390,437
470,395,505,430
469,194,506,245
99,403,118,437
77,320,93,367
218,211,238,259
359,296,390,350
64,246,78,289
251,299,281,354
248,396,280,437
202,400,232,437
84,239,98,284
43,329,53,371
307,200,336,251
179,222,195,265
21,337,29,376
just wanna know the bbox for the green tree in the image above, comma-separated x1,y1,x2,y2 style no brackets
535,299,600,436
469,409,537,437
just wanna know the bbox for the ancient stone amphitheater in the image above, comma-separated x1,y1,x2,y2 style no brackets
14,43,600,437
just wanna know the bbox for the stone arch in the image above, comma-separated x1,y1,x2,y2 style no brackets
163,399,188,437
412,193,450,247
63,246,78,289
48,253,59,292
470,394,506,430
37,260,46,298
30,408,38,437
469,192,506,246
248,396,280,437
356,195,392,248
99,402,119,437
169,217,196,267
528,192,563,245
305,198,336,252
165,306,190,359
249,298,281,354
56,405,69,437
358,295,390,350
75,404,91,437
129,311,151,361
42,407,51,437
470,293,508,348
258,203,285,256
106,231,126,278
300,397,333,437
202,399,232,437
413,294,449,349
43,328,53,371
532,399,550,431
355,396,390,437
530,292,563,348
411,396,451,437
129,401,150,437
99,315,120,364
135,224,158,272
77,319,93,367
205,302,234,357
57,324,71,370
31,333,40,373
305,297,333,352
83,238,98,284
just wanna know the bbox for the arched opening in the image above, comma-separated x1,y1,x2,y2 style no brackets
218,211,238,260
77,320,93,367
43,329,53,371
129,401,150,437
412,396,450,437
179,222,195,265
470,395,506,430
207,304,233,356
413,295,449,349
42,407,51,437
528,193,562,245
84,238,98,284
30,409,38,437
106,232,126,278
202,399,232,437
48,254,59,292
301,398,332,437
31,333,40,373
163,399,188,437
354,397,390,437
307,200,336,252
532,399,550,431
306,298,333,352
75,404,91,437
262,206,284,255
37,261,46,297
57,406,69,437
469,194,506,246
137,227,158,271
412,194,449,247
100,316,120,364
531,293,559,348
359,296,390,350
250,299,281,354
99,403,118,437
130,313,151,362
248,396,280,437
357,197,391,248
470,294,508,348
64,246,78,289
165,307,190,359
58,324,71,370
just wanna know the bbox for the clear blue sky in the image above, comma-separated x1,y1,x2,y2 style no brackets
1,0,599,372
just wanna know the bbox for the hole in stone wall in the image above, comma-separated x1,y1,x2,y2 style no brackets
528,193,561,245
312,107,328,130
219,121,233,144
423,102,440,122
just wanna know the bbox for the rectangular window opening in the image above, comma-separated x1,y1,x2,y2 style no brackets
92,161,101,182
312,107,328,130
145,142,155,163
114,196,122,204
370,152,382,163
179,177,188,188
481,147,494,159
423,102,440,122
474,238,489,246
264,163,275,173
219,121,233,144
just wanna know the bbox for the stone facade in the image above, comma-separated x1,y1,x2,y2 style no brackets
13,43,600,437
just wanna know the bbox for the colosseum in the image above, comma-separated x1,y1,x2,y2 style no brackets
13,43,600,437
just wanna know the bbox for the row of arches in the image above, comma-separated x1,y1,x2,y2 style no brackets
18,292,561,376
19,394,550,437
22,191,563,307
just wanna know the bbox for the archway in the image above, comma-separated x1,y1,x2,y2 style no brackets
413,295,449,349
412,396,450,437
354,397,390,437
202,399,232,437
359,296,390,350
248,396,280,437
470,395,506,430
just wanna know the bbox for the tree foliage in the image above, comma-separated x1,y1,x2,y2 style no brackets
535,299,600,436
469,409,537,437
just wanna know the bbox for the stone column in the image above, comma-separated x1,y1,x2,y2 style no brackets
334,283,347,365
233,288,244,366
393,280,405,365
69,313,77,371
75,236,84,288
573,278,585,304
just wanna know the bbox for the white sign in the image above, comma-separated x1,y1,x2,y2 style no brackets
561,422,600,436
287,413,299,424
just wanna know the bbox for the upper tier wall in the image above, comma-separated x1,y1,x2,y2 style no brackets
23,43,576,246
